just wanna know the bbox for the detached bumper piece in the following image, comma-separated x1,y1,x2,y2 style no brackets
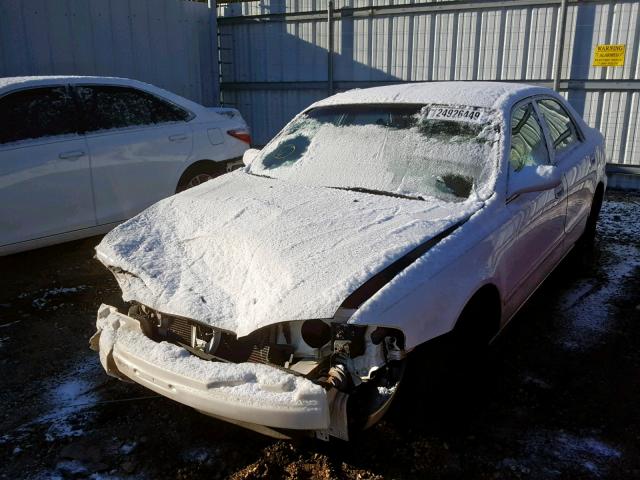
91,304,330,432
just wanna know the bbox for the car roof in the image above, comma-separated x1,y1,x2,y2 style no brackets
0,75,143,92
309,81,553,112
0,75,204,112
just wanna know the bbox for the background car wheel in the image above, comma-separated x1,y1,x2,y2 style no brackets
176,161,225,193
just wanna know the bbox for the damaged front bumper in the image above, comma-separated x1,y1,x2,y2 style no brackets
91,304,330,433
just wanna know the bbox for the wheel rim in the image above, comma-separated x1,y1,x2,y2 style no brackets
186,173,214,189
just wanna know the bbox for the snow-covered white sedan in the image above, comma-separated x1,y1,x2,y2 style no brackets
92,82,606,440
0,76,250,255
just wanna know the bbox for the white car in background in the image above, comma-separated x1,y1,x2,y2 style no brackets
0,76,250,255
92,82,606,441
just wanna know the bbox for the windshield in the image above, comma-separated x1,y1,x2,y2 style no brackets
249,104,500,202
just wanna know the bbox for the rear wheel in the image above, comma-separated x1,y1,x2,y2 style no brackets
176,161,225,193
573,185,605,269
579,184,604,247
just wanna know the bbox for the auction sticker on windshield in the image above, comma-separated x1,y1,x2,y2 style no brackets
426,107,487,123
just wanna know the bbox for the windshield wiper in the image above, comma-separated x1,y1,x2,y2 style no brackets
247,171,274,179
328,186,425,201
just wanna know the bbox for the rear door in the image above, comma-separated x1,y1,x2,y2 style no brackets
536,97,595,244
0,85,94,247
75,85,193,225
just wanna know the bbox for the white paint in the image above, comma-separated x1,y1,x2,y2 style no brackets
96,83,607,352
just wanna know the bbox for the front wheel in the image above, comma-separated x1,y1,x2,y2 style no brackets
390,299,497,430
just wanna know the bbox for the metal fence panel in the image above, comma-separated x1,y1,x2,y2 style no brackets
0,0,218,106
218,0,640,166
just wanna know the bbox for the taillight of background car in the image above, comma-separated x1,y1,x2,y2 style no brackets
227,129,251,144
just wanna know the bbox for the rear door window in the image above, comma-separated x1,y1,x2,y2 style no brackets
536,98,580,154
0,86,77,144
76,85,189,132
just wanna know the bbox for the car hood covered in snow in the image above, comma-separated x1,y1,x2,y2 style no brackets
96,171,483,337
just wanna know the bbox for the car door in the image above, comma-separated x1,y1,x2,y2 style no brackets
502,99,568,316
0,85,95,247
536,97,595,244
75,84,193,225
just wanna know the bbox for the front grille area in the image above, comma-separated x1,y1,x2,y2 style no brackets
167,316,193,345
135,304,293,367
248,344,294,365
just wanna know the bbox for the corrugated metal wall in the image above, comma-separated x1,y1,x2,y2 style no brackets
0,0,218,106
218,0,640,166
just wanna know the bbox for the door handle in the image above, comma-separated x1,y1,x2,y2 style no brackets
554,185,565,199
169,134,188,142
58,150,85,160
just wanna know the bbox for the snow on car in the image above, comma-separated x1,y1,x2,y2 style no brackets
91,82,607,440
0,76,250,255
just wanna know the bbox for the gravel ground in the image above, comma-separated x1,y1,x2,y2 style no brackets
0,191,639,480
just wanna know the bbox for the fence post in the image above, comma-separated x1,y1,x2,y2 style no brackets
209,0,221,105
553,0,568,92
328,0,334,96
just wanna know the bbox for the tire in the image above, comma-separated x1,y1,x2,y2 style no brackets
176,162,224,193
579,185,604,247
390,295,497,430
572,185,604,270
348,359,406,434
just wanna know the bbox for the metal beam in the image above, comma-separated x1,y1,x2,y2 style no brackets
606,163,640,175
221,81,329,91
217,0,637,25
208,0,220,106
565,80,640,91
553,0,568,91
221,79,640,92
327,1,334,96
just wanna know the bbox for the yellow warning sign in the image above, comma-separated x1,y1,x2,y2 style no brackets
592,44,626,67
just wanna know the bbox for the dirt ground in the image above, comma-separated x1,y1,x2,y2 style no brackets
1,191,639,480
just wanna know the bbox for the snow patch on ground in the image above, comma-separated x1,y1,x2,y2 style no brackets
498,429,622,478
0,319,21,328
34,467,139,480
556,200,640,351
119,441,138,455
30,285,86,309
37,356,103,441
182,446,213,464
521,373,552,390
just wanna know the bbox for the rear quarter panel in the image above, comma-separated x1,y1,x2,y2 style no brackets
182,113,249,178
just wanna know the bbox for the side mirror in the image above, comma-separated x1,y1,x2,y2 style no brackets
508,165,562,198
243,148,260,167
